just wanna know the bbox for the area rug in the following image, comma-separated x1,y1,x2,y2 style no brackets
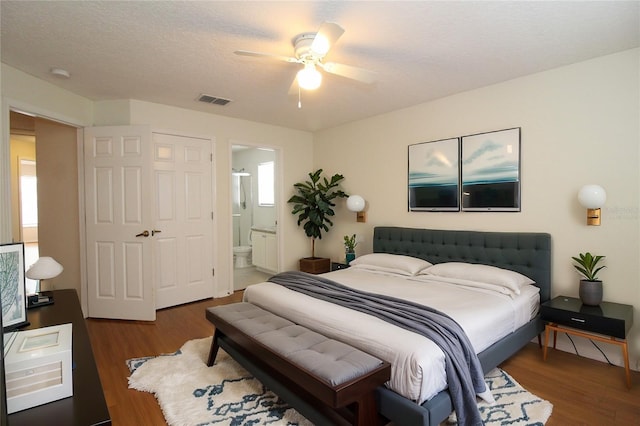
128,337,552,426
446,368,553,425
127,337,312,426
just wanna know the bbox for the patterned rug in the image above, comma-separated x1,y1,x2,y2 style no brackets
446,368,553,425
127,337,552,426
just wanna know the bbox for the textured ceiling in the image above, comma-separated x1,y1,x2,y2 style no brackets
1,1,639,132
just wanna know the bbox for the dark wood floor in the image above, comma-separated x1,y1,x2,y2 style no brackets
86,293,640,425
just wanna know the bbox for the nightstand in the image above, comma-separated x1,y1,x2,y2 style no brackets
331,262,350,271
540,295,634,388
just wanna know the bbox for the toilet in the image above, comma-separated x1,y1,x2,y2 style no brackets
233,245,252,268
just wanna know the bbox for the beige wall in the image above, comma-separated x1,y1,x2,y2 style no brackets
314,48,640,368
34,118,81,295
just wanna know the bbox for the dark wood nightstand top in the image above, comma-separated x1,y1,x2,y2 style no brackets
541,295,633,339
7,289,111,425
331,262,350,271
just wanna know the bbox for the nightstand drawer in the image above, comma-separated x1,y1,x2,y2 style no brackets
540,296,633,339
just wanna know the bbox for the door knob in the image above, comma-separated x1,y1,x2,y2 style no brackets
136,230,150,237
152,229,162,236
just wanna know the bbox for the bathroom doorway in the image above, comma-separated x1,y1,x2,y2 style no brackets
231,144,279,290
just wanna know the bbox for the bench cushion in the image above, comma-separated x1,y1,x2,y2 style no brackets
208,302,385,387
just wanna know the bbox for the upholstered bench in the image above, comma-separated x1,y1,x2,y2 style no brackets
206,302,391,426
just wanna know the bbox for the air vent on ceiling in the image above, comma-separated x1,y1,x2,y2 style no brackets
197,94,231,106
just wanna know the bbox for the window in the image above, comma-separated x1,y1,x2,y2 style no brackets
258,161,274,206
19,159,38,227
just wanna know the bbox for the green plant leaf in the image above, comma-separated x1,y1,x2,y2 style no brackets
572,252,606,281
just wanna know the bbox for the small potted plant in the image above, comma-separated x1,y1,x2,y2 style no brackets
344,234,357,264
572,252,606,306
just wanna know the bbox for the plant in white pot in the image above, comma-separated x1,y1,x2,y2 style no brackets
572,252,606,306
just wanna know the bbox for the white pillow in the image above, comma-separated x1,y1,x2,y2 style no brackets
349,253,433,276
414,275,520,298
420,262,535,294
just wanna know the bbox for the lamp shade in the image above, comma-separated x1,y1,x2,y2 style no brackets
578,185,607,209
297,63,322,90
26,257,63,280
347,195,366,212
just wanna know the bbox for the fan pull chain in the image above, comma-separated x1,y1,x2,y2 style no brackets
298,85,302,109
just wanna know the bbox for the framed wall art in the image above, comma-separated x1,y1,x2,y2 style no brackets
408,137,460,211
0,243,29,331
461,127,521,211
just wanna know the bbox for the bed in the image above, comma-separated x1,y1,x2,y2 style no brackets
231,227,552,426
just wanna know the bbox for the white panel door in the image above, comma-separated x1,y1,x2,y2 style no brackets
84,126,155,320
153,133,214,309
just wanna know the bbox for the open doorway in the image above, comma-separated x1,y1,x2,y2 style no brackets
231,144,279,290
9,133,39,293
8,110,80,295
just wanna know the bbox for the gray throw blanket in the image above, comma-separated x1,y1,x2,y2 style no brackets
268,271,487,426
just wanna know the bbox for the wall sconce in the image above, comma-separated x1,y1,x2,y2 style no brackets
347,195,366,223
578,184,606,226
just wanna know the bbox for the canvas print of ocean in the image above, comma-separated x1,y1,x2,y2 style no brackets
461,128,521,211
408,138,460,211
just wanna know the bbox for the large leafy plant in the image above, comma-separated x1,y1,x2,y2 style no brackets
288,169,348,258
572,252,606,281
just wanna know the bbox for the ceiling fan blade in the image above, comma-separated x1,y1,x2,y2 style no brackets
234,50,300,64
311,22,345,56
320,62,377,84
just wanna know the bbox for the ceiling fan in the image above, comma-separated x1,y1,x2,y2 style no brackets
234,22,377,94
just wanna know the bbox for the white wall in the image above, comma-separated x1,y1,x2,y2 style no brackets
314,48,640,369
1,64,94,126
1,67,314,300
125,100,313,296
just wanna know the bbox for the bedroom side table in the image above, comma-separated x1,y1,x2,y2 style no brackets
540,295,633,388
330,262,350,271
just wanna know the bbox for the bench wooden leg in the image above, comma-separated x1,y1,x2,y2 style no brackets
352,392,377,426
207,328,222,367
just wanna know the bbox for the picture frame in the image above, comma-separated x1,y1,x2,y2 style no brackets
461,128,521,211
0,243,29,331
408,137,460,211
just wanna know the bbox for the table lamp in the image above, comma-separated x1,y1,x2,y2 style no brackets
26,256,63,308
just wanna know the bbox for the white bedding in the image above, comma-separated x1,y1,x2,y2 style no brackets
242,267,539,404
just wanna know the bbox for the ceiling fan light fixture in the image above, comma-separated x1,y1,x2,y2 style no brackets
297,63,322,90
311,35,330,56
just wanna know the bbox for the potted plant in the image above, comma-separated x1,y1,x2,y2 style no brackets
288,169,348,273
572,252,606,306
344,234,357,264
